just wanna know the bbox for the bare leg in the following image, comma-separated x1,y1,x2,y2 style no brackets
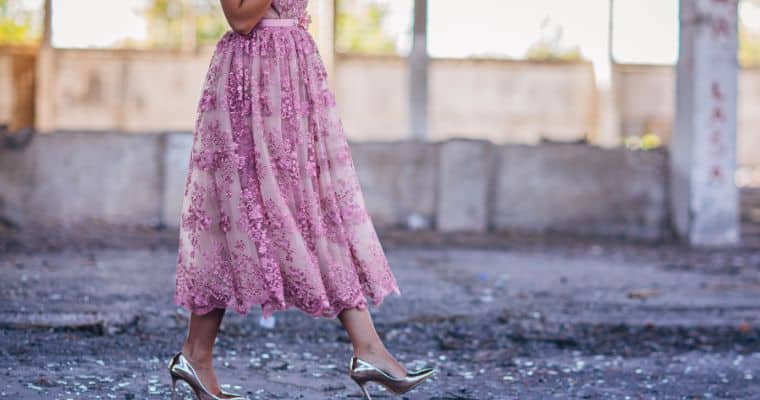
338,307,407,378
180,308,228,397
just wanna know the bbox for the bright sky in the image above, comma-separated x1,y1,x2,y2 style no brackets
38,0,760,79
429,0,612,58
379,0,677,82
612,0,679,64
50,0,148,48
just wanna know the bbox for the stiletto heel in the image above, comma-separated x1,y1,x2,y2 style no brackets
170,376,178,400
351,377,372,400
167,352,248,400
348,356,436,398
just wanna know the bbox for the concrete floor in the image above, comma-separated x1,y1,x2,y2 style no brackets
1,229,759,399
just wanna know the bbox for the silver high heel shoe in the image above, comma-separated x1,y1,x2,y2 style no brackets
348,356,436,399
168,352,247,400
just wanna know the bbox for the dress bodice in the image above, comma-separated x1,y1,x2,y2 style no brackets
266,0,309,19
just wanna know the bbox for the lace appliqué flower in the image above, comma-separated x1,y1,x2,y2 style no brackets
298,11,312,30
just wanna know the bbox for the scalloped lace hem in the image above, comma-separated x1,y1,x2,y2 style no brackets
173,284,401,320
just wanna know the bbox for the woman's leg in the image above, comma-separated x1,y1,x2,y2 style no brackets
180,308,226,395
338,307,407,377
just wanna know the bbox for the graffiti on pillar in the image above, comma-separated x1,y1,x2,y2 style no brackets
708,80,726,183
711,17,730,39
709,0,736,39
702,0,737,185
709,0,737,40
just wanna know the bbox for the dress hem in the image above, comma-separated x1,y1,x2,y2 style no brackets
173,284,401,320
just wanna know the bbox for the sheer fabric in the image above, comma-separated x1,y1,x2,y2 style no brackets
173,0,400,319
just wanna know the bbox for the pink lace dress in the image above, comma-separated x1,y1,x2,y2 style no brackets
173,0,400,319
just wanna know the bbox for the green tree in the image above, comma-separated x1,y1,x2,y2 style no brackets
140,0,186,48
193,0,228,46
138,0,228,49
335,0,397,54
739,0,760,67
525,18,582,62
0,0,40,45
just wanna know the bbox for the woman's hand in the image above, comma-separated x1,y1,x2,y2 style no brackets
220,0,273,35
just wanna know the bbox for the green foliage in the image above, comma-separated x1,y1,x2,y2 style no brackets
193,0,228,46
525,19,583,61
739,0,760,67
335,0,397,54
137,0,230,49
0,0,41,45
0,20,31,45
739,31,760,67
139,0,186,48
525,44,582,62
624,133,663,151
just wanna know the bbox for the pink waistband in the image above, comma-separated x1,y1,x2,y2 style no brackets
257,18,299,28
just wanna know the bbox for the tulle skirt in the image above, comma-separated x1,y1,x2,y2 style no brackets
173,25,400,319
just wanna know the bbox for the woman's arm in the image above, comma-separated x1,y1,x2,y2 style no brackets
220,0,273,35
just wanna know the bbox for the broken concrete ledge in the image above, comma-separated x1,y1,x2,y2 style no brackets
0,131,669,240
0,311,139,335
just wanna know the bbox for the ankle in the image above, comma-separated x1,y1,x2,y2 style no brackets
181,342,214,367
354,340,390,360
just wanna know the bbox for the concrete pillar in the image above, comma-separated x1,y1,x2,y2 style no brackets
672,0,740,246
42,0,52,45
35,0,55,133
409,0,428,139
595,0,621,148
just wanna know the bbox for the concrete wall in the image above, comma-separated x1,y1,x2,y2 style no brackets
493,143,668,240
614,64,760,166
32,47,598,144
35,47,213,133
0,131,669,240
4,47,759,167
0,54,11,124
349,140,438,229
739,70,760,167
0,131,163,228
332,55,409,140
427,59,597,143
0,47,36,132
335,55,598,143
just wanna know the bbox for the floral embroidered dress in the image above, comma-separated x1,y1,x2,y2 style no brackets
173,0,400,319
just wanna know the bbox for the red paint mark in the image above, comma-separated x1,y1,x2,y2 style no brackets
711,166,723,180
711,17,731,39
711,81,723,100
708,0,736,40
711,106,726,122
707,79,728,183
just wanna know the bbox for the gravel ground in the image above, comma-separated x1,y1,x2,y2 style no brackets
1,227,759,399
